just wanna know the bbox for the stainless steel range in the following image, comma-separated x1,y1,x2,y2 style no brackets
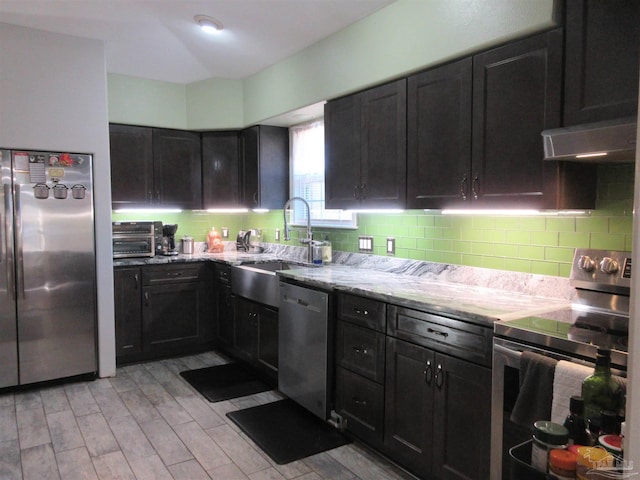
491,248,630,479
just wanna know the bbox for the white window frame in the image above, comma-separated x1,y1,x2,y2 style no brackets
289,119,357,228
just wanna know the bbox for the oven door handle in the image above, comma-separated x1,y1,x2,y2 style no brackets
493,343,522,361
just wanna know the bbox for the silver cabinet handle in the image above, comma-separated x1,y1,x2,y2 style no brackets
353,307,369,316
134,273,139,289
435,364,444,389
353,398,367,407
460,175,468,200
352,346,369,356
471,176,479,200
144,291,150,306
424,360,433,385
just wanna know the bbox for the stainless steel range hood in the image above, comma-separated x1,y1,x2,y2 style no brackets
542,117,637,162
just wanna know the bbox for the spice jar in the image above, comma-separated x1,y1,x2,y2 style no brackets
549,449,577,479
531,421,569,473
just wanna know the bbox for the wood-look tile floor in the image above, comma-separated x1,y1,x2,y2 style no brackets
0,351,415,480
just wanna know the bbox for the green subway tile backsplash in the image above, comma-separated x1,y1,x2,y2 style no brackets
112,164,634,278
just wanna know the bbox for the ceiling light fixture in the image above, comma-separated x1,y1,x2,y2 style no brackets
195,14,223,34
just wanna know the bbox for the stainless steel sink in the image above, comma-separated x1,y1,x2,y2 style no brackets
231,261,309,308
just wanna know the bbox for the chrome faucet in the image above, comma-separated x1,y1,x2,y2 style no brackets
283,197,313,261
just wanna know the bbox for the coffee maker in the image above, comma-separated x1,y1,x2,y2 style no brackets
162,224,179,255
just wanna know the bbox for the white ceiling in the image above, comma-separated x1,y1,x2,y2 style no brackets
0,0,395,84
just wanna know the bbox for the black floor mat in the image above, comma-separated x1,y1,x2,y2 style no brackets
226,398,350,464
179,363,271,403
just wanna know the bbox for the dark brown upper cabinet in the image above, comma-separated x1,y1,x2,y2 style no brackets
202,130,241,208
110,124,154,209
471,29,566,208
564,0,640,125
325,79,407,210
239,125,289,210
407,58,472,209
408,30,595,209
109,124,202,210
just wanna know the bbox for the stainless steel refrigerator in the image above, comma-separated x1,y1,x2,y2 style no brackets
0,148,97,388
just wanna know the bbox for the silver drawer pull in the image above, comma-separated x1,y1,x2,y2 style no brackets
352,346,369,355
427,327,448,338
353,308,369,316
353,398,367,407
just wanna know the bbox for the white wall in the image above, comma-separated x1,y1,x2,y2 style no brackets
0,22,116,378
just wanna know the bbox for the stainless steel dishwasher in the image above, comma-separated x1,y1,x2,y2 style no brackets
278,281,330,420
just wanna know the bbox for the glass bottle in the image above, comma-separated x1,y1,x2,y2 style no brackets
564,396,590,446
581,348,624,423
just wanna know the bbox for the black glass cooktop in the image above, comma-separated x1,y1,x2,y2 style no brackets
495,307,629,368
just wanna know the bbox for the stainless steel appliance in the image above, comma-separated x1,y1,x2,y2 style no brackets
112,221,156,258
0,148,97,388
491,248,630,479
279,281,331,420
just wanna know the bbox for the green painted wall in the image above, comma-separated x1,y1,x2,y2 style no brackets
106,0,557,128
107,74,187,129
186,78,244,130
112,164,634,278
243,0,557,124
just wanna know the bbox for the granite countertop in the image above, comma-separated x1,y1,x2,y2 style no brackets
276,265,570,328
113,243,572,328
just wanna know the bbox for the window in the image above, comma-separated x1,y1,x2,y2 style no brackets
289,120,357,228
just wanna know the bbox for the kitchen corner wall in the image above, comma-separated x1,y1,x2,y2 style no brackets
113,163,634,279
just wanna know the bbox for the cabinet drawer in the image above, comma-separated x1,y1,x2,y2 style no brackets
337,322,385,383
337,293,386,332
142,263,206,286
336,367,384,445
387,305,492,367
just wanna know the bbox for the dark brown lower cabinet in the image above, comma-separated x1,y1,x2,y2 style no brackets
384,337,491,480
336,367,385,447
114,263,215,364
114,267,143,358
234,296,279,383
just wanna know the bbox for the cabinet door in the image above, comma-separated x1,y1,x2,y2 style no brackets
202,131,241,208
432,354,491,480
336,367,385,446
407,58,472,209
109,124,153,208
324,94,361,209
114,267,142,358
234,297,258,362
152,128,202,209
142,282,202,354
257,305,279,378
216,283,235,348
472,29,562,207
359,79,407,208
240,126,289,209
384,338,433,478
337,322,385,383
564,0,640,125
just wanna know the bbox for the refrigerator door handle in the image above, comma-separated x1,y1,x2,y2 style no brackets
3,183,15,297
14,183,24,299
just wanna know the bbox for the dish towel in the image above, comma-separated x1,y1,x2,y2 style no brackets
510,351,558,428
551,361,628,424
550,360,592,424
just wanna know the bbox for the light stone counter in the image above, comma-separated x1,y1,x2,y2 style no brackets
113,241,575,327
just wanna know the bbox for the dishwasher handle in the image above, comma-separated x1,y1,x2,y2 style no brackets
281,292,322,312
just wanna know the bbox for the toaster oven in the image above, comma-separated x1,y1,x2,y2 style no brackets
112,221,162,258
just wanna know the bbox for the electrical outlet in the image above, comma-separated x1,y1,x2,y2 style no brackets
386,237,395,255
358,235,373,252
275,228,280,241
221,227,229,238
